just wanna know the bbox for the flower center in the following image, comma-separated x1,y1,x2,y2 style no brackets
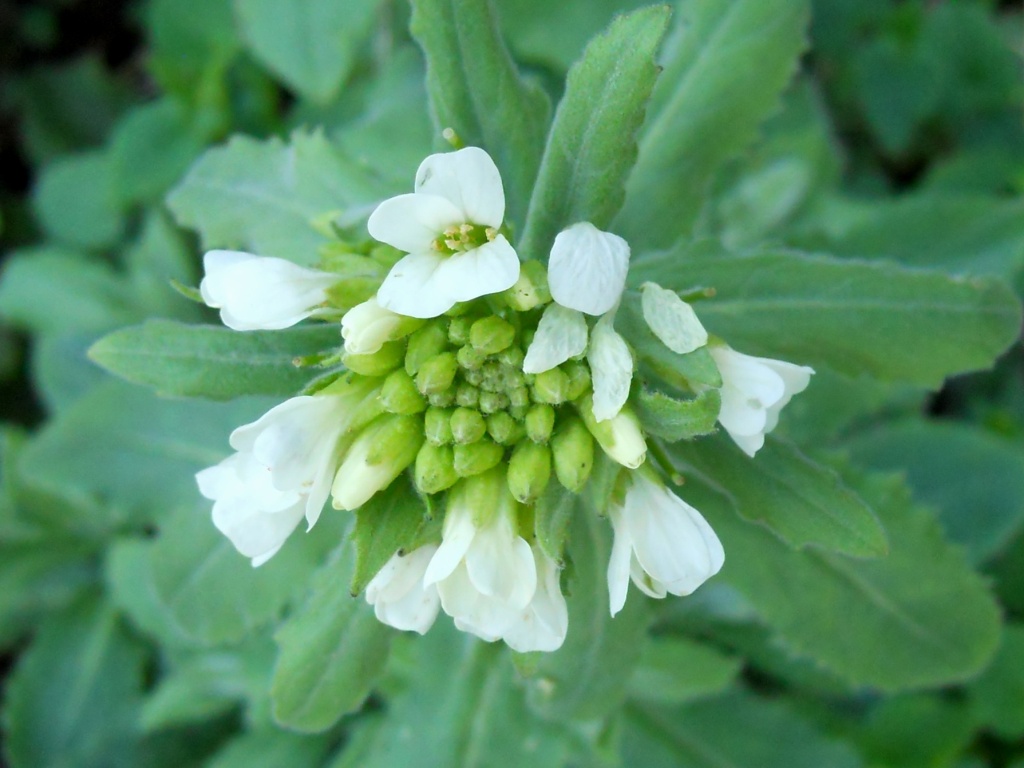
431,223,498,255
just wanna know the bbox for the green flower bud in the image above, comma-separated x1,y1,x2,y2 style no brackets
456,344,485,371
501,366,525,390
507,441,552,504
509,386,531,409
416,351,459,395
380,369,426,415
324,278,378,310
563,361,591,401
479,391,510,415
532,368,570,404
448,316,472,345
414,443,459,494
343,340,405,377
509,404,529,421
470,316,516,355
424,407,454,445
453,437,505,477
503,260,551,311
455,383,480,408
551,415,594,492
487,412,525,445
405,322,449,376
451,407,487,444
498,346,525,369
463,368,484,386
331,414,423,510
525,403,555,443
577,395,647,469
427,389,456,408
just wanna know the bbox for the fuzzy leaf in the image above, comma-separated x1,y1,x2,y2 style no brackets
350,475,430,595
636,388,720,442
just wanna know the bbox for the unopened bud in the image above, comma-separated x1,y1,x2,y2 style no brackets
526,403,555,443
427,389,456,408
479,391,510,415
470,316,516,355
507,441,552,504
455,383,480,408
424,407,454,445
577,395,646,469
509,386,530,408
380,369,426,414
451,407,487,444
463,367,484,386
331,414,423,510
551,415,594,492
416,351,458,395
453,438,505,477
498,346,525,369
405,322,449,375
503,260,551,311
487,412,525,445
448,316,472,345
532,368,570,404
414,443,459,494
343,340,405,377
457,344,485,371
563,361,591,400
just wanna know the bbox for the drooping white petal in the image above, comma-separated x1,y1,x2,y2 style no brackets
523,304,588,374
464,522,536,609
200,251,338,331
761,358,814,433
366,546,440,634
424,507,477,586
502,549,569,652
588,315,633,422
432,235,520,303
606,505,634,617
367,192,463,254
376,251,454,318
640,282,708,355
438,562,520,642
414,146,505,228
341,298,409,355
548,222,630,316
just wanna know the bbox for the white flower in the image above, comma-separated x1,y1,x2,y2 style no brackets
199,250,337,331
341,297,421,355
607,471,724,616
196,394,353,565
423,470,537,643
709,346,814,457
524,222,634,422
365,545,441,634
502,546,569,653
368,147,520,318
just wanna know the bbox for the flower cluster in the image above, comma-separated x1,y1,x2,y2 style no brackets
196,147,812,652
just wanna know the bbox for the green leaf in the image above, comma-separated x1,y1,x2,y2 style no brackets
670,435,888,558
344,624,569,768
618,0,810,248
533,480,576,565
2,597,146,768
624,690,860,768
409,0,550,226
634,245,1023,388
526,494,652,721
271,543,393,732
236,0,381,103
845,420,1024,564
167,131,388,265
31,150,125,250
350,475,430,595
636,388,720,442
628,636,741,705
690,470,1002,690
969,624,1024,739
204,728,332,768
519,6,670,262
852,694,974,768
89,320,342,400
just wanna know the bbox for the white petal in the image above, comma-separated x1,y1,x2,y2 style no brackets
367,192,463,254
588,315,633,422
424,509,477,586
341,298,404,355
464,525,536,609
414,146,505,228
212,495,305,564
523,304,588,374
437,562,519,641
606,505,633,617
548,222,629,316
376,251,455,318
432,235,520,303
367,546,441,634
503,550,569,652
640,282,708,355
629,553,668,599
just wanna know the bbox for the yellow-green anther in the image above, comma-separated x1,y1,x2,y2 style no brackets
380,369,426,414
453,437,505,477
455,383,480,408
457,344,485,371
507,441,552,504
414,443,459,494
487,412,525,445
551,415,594,492
563,361,591,401
448,316,472,345
470,316,516,355
427,389,456,408
509,386,530,408
503,259,551,311
424,407,454,445
343,340,405,377
532,368,570,404
451,407,487,444
331,414,423,510
526,403,555,443
479,391,510,415
416,351,458,395
405,322,449,376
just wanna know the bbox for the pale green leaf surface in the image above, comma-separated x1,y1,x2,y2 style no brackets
618,0,810,247
204,728,332,768
851,694,974,768
628,636,741,705
519,6,670,262
31,150,124,250
969,624,1024,739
